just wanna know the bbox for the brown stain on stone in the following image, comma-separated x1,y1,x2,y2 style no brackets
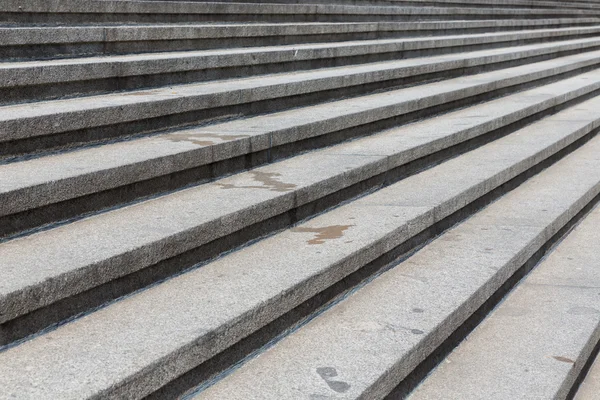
292,225,353,245
218,171,297,192
553,356,575,364
168,132,250,147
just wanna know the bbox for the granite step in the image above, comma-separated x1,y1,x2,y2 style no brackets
3,64,600,242
4,27,600,104
3,47,600,160
189,107,600,400
3,67,600,343
1,89,599,400
3,0,600,25
7,19,600,61
407,204,600,400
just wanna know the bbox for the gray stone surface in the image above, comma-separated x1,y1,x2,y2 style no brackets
191,127,600,400
3,26,599,91
1,94,600,399
3,1,600,398
409,205,600,400
0,66,598,325
1,48,599,147
3,43,600,218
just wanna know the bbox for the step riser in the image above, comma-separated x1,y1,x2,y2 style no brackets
4,67,600,243
4,47,600,161
5,32,600,105
6,21,600,61
5,12,600,25
3,81,598,348
159,130,600,400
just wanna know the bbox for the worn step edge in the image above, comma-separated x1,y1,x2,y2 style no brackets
3,64,600,241
2,46,600,159
408,204,600,400
1,92,598,400
191,119,600,400
3,26,600,104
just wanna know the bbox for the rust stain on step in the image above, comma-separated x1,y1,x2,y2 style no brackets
292,225,353,245
168,132,250,147
217,171,297,192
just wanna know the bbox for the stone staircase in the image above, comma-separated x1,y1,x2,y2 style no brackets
2,1,600,399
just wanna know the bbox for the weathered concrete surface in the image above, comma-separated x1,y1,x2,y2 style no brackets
3,46,600,220
409,206,600,400
189,127,600,400
1,95,600,399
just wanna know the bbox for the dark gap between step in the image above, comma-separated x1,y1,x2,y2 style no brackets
386,139,600,399
3,60,599,244
3,38,599,160
566,323,600,399
3,33,598,105
144,116,600,400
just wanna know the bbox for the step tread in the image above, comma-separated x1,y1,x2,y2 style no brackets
190,121,600,400
408,204,600,400
2,26,600,88
2,47,599,146
2,96,599,400
3,41,600,216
